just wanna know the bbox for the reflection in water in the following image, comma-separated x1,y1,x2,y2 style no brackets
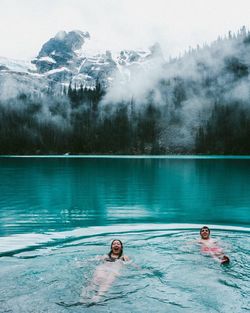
0,157,250,235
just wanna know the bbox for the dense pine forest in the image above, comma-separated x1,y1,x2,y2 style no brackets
0,27,250,155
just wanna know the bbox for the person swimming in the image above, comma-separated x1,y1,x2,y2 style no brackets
81,239,129,304
198,226,230,264
104,239,129,262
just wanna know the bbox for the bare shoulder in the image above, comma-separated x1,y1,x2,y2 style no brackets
208,238,218,244
122,255,130,262
200,238,217,245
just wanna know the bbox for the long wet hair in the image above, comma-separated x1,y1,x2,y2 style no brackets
108,239,123,259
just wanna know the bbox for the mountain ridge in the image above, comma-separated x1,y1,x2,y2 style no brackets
0,30,164,92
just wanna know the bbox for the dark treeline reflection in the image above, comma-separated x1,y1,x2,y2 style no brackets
0,158,250,235
1,28,250,155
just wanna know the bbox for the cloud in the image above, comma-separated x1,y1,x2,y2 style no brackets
1,0,250,59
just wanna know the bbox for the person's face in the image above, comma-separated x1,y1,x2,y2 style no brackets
200,228,210,239
111,240,122,254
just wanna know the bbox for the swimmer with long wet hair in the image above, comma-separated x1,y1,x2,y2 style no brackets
198,226,230,265
81,239,130,304
105,239,129,262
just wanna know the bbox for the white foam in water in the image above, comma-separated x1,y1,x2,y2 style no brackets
0,223,249,255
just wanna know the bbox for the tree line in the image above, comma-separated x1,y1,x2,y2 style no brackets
1,81,249,154
0,82,164,154
1,26,250,155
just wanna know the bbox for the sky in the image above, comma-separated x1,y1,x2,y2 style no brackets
1,0,250,60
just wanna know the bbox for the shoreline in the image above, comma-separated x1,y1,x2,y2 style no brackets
1,154,250,159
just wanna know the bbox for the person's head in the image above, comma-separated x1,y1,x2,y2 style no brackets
109,239,123,258
200,226,210,239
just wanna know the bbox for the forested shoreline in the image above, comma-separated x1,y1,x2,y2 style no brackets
1,28,250,155
1,83,249,155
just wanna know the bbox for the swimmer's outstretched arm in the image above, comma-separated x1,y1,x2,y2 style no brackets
211,252,230,264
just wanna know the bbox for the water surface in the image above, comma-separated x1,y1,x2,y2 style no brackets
0,157,250,237
0,157,249,313
0,225,249,313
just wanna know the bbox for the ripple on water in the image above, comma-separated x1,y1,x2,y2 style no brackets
0,224,249,313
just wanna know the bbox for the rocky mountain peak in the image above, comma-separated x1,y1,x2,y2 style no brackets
32,30,90,73
1,30,166,92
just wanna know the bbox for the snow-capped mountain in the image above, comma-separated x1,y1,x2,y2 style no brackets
0,30,164,94
32,30,90,74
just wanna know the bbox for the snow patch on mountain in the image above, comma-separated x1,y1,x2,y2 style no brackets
0,57,36,73
0,30,166,95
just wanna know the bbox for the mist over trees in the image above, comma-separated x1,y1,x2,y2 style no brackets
0,27,250,155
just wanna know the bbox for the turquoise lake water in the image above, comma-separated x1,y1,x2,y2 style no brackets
0,157,249,312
